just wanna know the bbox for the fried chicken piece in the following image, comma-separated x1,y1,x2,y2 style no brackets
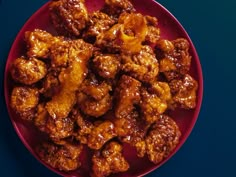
169,74,198,109
144,15,160,44
34,103,49,132
155,38,191,81
149,81,172,110
113,111,147,146
34,103,75,141
49,0,88,37
113,110,148,157
96,13,148,53
50,40,70,68
10,57,47,85
114,75,141,119
121,45,159,83
95,24,122,53
46,116,75,141
77,92,112,117
46,39,93,119
37,142,83,171
50,38,93,68
74,111,94,144
40,70,60,98
93,54,121,79
102,0,135,19
150,82,172,101
87,121,116,150
92,141,129,177
25,29,61,58
140,88,167,124
80,74,112,101
145,115,181,164
10,87,39,121
83,11,115,42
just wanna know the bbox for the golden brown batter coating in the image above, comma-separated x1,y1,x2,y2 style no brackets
77,92,112,117
92,141,129,177
25,29,61,58
121,45,159,83
74,111,94,144
83,11,115,41
140,88,168,124
50,40,70,68
46,116,75,141
40,70,60,98
10,87,39,120
145,15,160,44
156,38,191,81
34,103,50,133
87,121,116,150
102,0,135,19
46,39,93,119
80,74,112,101
145,115,181,164
114,75,141,119
93,54,121,79
96,13,148,53
35,104,75,141
169,74,198,109
113,111,147,147
49,0,88,37
150,82,172,102
10,57,47,85
37,142,83,171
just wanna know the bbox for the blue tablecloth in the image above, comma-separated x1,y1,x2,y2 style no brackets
1,0,235,177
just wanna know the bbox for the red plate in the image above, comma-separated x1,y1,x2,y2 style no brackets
4,0,203,176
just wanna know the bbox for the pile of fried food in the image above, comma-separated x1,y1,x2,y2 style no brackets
9,0,198,176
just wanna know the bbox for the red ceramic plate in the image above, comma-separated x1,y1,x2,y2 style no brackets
4,0,203,176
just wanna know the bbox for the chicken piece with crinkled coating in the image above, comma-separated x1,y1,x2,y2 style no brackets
155,38,191,81
25,29,61,58
49,0,88,37
96,13,148,53
11,87,39,121
148,81,172,110
102,0,135,19
93,54,121,79
77,92,112,117
80,74,112,101
121,45,159,83
113,111,147,154
92,141,129,177
11,57,47,85
149,82,172,102
37,141,83,171
50,40,70,68
46,39,93,119
140,88,167,124
34,103,50,133
169,74,198,109
74,111,94,144
46,116,75,142
34,103,75,141
114,75,141,119
144,15,160,44
87,121,116,150
40,69,60,98
145,114,181,164
83,11,115,42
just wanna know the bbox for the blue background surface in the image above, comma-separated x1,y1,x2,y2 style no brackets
0,0,236,177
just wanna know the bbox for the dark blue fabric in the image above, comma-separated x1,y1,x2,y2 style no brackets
0,0,235,177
